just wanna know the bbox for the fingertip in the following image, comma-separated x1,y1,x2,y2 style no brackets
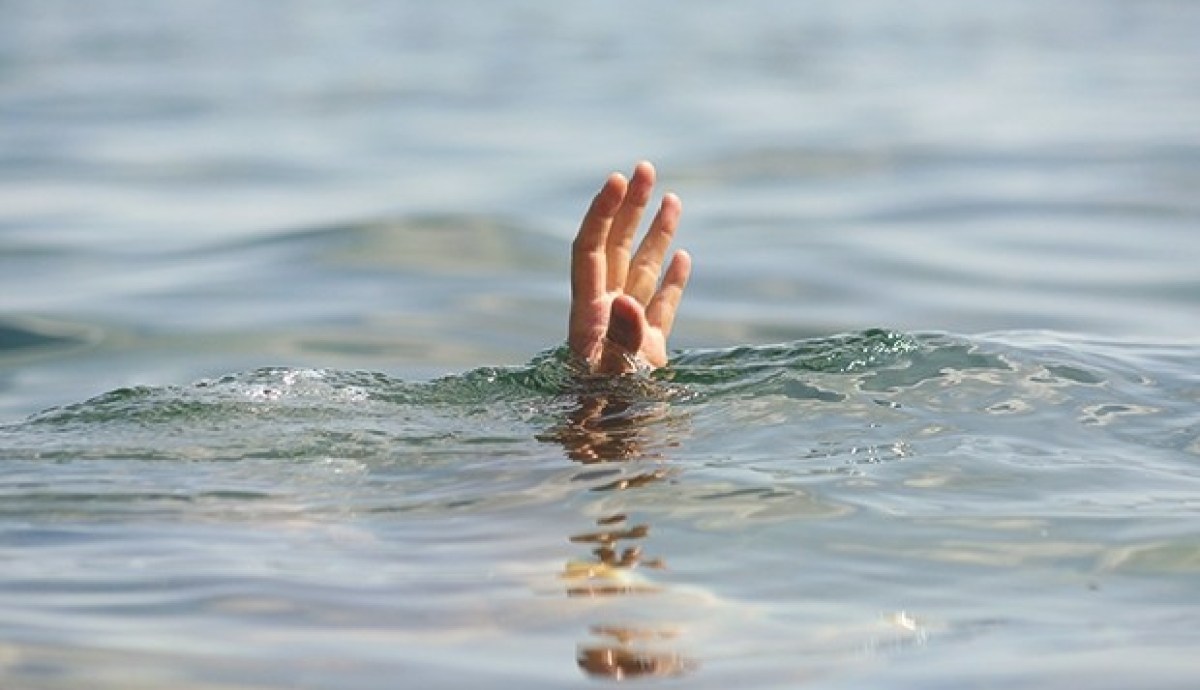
655,192,683,228
593,172,628,213
626,161,657,202
668,248,692,283
604,171,627,192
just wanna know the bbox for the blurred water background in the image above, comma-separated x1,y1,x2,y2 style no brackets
1,1,1199,688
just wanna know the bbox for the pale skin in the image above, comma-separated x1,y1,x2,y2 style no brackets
569,161,692,375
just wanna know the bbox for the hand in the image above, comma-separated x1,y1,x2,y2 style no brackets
569,161,692,374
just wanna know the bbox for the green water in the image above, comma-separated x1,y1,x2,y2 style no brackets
3,331,1197,687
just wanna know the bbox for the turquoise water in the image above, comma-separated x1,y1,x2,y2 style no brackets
3,334,1198,687
2,1,1199,688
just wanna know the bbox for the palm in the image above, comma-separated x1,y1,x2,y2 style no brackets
569,162,691,374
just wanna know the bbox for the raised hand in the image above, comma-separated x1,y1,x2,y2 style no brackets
569,161,692,375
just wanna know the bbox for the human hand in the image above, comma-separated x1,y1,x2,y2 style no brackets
568,161,692,375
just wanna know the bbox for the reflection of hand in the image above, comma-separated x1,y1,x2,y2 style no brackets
550,395,659,464
569,161,692,374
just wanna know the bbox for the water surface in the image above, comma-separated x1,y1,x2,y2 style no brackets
2,1,1199,688
3,332,1199,687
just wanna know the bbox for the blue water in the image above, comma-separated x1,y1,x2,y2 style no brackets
2,2,1199,688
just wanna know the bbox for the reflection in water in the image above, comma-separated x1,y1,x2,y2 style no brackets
577,626,694,681
549,392,666,463
541,384,697,680
563,514,659,597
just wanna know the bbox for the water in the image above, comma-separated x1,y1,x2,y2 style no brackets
2,1,1199,688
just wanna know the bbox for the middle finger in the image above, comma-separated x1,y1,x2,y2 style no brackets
605,161,656,291
625,193,682,305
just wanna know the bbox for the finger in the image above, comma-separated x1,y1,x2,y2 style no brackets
597,295,646,375
645,250,691,338
605,161,656,291
625,192,682,305
571,172,627,303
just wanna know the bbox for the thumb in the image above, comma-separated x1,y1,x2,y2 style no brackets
596,295,645,374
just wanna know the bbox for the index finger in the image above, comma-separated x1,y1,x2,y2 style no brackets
571,172,628,302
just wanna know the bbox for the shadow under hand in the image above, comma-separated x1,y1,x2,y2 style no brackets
539,378,697,681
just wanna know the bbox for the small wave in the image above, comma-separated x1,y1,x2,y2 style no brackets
3,330,1195,471
0,317,97,357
